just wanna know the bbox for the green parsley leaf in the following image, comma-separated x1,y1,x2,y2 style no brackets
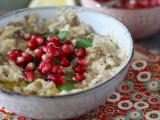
40,29,59,36
65,72,74,80
53,57,60,64
40,32,50,35
52,29,59,35
75,37,93,48
58,31,68,41
58,81,75,91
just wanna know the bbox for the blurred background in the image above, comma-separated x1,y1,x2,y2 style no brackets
0,0,160,54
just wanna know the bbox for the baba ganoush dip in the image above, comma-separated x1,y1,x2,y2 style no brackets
0,10,126,96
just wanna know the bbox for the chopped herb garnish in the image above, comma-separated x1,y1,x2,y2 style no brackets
40,32,50,35
52,29,59,35
53,57,60,64
65,72,74,80
58,81,75,91
75,37,93,48
58,31,68,41
40,30,68,41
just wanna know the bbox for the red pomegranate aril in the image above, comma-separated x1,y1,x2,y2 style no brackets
31,34,41,40
34,48,44,60
52,64,60,73
15,56,25,66
61,57,70,67
73,73,85,81
64,40,72,44
28,39,39,50
36,37,44,45
38,61,52,73
57,69,65,75
61,44,73,56
74,64,86,73
23,33,31,40
64,40,74,49
25,62,35,71
77,58,87,65
46,46,56,56
22,52,33,63
7,49,23,61
53,48,63,58
24,71,35,82
8,51,18,61
42,54,52,62
14,50,23,56
47,35,62,47
75,48,86,58
46,74,65,85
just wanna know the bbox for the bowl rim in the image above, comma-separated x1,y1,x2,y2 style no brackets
0,6,134,99
81,0,160,11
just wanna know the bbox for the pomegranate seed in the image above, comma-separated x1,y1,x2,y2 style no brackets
8,49,23,61
64,40,72,45
46,46,56,56
57,69,65,75
34,48,44,60
42,54,52,62
15,56,25,66
42,45,48,53
52,64,60,73
75,48,86,58
73,73,85,81
31,34,41,40
46,74,65,85
74,64,85,73
61,43,73,56
24,71,35,82
28,39,39,50
25,62,35,71
46,42,55,47
8,51,18,61
61,57,70,67
22,52,33,63
38,61,53,73
77,58,87,65
23,33,31,40
47,35,62,47
54,48,63,58
36,37,44,45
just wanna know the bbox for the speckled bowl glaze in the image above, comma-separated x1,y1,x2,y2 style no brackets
0,7,133,119
81,0,160,39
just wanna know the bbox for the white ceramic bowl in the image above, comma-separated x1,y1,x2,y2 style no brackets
81,0,160,39
0,7,133,119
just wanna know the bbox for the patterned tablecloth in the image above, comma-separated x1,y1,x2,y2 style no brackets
0,45,160,120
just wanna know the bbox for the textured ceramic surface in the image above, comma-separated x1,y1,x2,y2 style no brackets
0,7,133,119
81,0,160,39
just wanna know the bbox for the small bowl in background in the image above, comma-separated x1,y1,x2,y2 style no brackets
81,0,160,39
0,0,31,11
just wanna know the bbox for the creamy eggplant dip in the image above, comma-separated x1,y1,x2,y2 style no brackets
0,10,126,96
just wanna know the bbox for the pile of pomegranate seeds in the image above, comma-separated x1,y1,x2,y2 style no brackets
96,0,160,9
8,31,90,87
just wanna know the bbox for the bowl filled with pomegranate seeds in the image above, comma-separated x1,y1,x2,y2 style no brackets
81,0,160,39
0,7,133,119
